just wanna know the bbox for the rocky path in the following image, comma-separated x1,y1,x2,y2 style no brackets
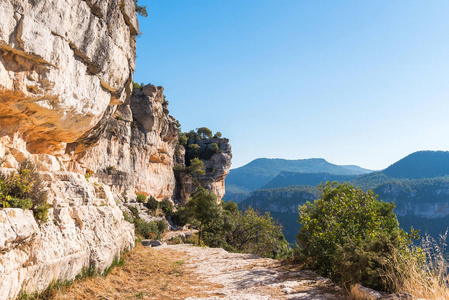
153,245,345,300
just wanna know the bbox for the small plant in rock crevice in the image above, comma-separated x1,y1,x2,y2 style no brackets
0,160,50,223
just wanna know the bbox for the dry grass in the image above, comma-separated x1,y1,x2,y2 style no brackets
52,244,223,300
387,232,449,300
347,284,378,300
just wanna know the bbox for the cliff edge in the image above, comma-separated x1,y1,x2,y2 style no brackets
0,1,139,299
0,2,232,299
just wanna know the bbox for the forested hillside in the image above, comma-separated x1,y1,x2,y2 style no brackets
238,151,449,243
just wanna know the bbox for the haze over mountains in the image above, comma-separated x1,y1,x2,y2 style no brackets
226,151,449,243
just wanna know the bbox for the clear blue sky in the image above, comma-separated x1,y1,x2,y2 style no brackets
134,0,449,170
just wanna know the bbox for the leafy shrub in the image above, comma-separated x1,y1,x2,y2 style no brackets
136,193,147,203
5,196,32,210
132,81,145,89
213,132,222,138
123,211,133,223
178,133,188,146
134,218,165,240
156,219,168,233
173,189,289,258
0,160,49,222
210,143,219,153
134,0,148,17
162,95,169,107
128,206,139,219
186,158,205,178
296,182,421,292
168,236,183,245
160,198,174,215
145,196,159,210
187,144,200,157
185,130,198,141
33,203,51,223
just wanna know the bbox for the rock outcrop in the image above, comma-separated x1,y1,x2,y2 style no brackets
176,138,232,203
68,85,179,201
0,0,138,154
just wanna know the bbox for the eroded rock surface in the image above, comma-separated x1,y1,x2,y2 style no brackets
0,178,134,300
0,0,137,153
0,1,138,298
68,85,179,201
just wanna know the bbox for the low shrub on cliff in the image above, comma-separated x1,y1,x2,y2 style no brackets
160,198,174,215
0,160,49,222
132,81,145,89
145,195,159,210
126,205,167,240
142,196,174,216
136,193,147,203
295,182,423,292
135,219,166,240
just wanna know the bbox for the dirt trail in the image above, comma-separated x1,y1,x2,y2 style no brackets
53,244,345,299
154,244,345,300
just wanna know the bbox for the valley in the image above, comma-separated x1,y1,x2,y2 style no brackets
229,151,449,243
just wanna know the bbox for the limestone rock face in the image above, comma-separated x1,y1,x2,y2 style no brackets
69,85,179,201
0,1,137,298
0,0,137,153
0,172,135,300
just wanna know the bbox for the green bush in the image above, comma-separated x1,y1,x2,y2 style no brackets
211,143,219,153
128,206,139,219
197,127,213,140
123,211,133,223
136,193,147,203
5,196,32,210
296,182,421,292
178,133,188,146
0,160,49,223
134,218,165,240
187,144,200,157
186,158,205,178
132,81,145,89
160,198,174,215
145,196,159,210
173,190,289,258
156,219,168,233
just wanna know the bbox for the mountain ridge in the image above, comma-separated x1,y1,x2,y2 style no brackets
225,157,372,202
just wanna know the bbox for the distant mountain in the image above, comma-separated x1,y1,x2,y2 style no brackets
225,158,372,202
383,151,449,179
340,165,373,174
350,151,449,190
263,171,358,189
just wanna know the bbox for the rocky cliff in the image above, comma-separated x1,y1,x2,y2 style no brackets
176,137,232,203
0,2,232,298
69,85,179,202
0,1,139,298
